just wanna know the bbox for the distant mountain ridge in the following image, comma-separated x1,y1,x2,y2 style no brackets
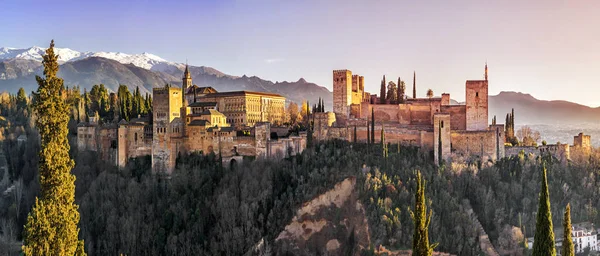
489,91,600,125
0,46,333,108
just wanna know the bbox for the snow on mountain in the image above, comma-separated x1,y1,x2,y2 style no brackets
0,46,91,63
0,46,184,72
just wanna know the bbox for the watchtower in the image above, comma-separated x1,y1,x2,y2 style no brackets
333,70,352,118
465,80,488,131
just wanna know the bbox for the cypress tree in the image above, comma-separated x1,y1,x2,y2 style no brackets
353,125,357,143
381,125,388,158
397,77,402,104
532,164,556,256
380,75,386,104
562,204,574,256
410,171,436,256
366,120,370,146
371,108,375,144
438,121,443,165
22,40,86,255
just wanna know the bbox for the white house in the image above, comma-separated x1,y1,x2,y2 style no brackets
526,222,598,254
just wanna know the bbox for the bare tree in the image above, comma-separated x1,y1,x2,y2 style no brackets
516,126,541,146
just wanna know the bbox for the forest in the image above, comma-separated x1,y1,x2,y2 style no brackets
1,86,600,255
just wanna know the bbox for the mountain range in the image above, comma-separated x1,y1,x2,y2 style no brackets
2,46,599,125
0,46,332,109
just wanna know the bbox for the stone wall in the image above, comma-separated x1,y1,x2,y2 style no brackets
441,105,466,130
505,144,570,163
450,130,498,162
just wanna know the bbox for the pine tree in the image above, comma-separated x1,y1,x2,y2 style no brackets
532,164,556,256
380,75,386,104
562,204,574,256
410,171,436,256
22,40,86,255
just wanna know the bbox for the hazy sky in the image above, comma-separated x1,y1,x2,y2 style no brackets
2,0,600,106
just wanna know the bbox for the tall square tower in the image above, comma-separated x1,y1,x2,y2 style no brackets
152,86,183,174
465,80,488,131
333,70,353,118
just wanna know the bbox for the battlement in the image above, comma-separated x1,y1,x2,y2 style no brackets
333,69,352,75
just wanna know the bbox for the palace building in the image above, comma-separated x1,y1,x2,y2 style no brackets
77,65,306,174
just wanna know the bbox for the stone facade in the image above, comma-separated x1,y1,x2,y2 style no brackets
323,66,504,165
190,89,286,127
77,67,307,174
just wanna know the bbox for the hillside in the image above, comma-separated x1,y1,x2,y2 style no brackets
489,91,600,125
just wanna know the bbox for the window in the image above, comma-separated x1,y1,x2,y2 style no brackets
476,92,479,97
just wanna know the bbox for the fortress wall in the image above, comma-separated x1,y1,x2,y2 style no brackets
350,104,362,118
441,105,466,130
451,130,497,161
409,104,433,125
98,128,118,164
505,144,570,163
371,104,400,122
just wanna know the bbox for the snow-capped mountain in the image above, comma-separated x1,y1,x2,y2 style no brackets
0,46,184,72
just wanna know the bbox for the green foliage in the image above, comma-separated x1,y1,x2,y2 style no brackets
117,85,133,121
562,204,574,256
531,164,556,256
22,40,85,256
410,171,437,256
16,87,27,110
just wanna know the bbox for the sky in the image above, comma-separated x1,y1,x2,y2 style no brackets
1,0,600,106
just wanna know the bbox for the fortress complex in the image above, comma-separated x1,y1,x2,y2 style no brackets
78,65,305,174
316,64,506,164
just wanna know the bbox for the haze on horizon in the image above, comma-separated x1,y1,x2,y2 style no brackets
2,0,599,107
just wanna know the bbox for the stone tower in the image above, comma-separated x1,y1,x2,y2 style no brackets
182,64,192,106
333,70,352,118
434,113,451,165
465,79,488,131
181,64,192,136
152,86,183,174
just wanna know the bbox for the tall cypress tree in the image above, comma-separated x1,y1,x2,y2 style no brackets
532,164,556,256
23,40,86,255
371,108,375,144
381,125,388,158
438,121,443,165
353,125,357,143
562,204,574,256
410,171,436,256
380,75,386,104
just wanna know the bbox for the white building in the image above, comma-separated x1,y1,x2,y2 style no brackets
526,222,598,254
572,222,597,253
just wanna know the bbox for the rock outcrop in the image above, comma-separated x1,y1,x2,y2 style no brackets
273,177,370,255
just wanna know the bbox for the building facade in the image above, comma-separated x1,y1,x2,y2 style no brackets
78,65,306,174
